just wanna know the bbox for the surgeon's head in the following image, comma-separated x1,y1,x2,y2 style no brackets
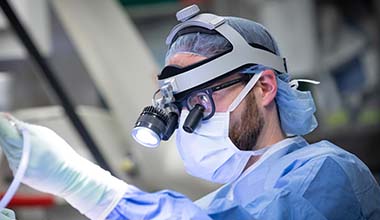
165,17,282,151
132,5,317,183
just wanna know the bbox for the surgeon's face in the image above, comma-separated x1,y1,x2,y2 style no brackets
168,53,264,150
209,72,264,151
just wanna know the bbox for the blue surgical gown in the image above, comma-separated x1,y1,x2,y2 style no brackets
106,136,380,220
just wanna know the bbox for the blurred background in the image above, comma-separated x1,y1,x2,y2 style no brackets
0,0,379,219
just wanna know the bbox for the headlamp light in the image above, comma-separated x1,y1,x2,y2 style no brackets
131,106,168,148
131,106,179,148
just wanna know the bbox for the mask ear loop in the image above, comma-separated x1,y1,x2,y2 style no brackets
0,124,31,211
289,79,320,89
227,72,262,112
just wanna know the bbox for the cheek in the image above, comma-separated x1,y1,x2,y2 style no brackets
214,97,231,112
213,86,245,112
229,112,240,130
229,99,247,126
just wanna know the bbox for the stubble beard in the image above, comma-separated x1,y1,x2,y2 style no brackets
229,91,265,151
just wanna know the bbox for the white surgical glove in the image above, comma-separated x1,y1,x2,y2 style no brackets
0,208,16,220
0,113,129,220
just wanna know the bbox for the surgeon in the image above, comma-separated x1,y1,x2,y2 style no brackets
0,4,379,220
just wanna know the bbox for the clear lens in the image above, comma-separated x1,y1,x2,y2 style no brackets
131,127,160,148
187,91,214,119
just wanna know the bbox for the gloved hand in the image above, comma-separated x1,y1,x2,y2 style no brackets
0,113,129,220
0,208,15,220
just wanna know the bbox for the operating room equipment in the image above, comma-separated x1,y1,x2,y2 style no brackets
131,4,288,148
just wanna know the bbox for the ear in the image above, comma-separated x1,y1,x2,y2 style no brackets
256,70,277,107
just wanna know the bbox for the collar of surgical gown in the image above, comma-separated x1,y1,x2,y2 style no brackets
195,136,309,212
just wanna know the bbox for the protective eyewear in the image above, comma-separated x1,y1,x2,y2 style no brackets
174,74,251,121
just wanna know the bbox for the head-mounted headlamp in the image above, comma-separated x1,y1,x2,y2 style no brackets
132,4,288,148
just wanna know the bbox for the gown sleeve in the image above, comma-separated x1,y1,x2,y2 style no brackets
105,185,212,220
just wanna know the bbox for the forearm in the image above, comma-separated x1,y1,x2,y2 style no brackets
59,157,130,220
0,115,129,220
106,187,212,220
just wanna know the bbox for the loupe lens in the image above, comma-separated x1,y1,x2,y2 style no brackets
187,91,213,119
183,104,205,133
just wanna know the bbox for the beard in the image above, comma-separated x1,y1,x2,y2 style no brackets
229,91,265,151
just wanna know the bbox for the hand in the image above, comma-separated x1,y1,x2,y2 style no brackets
0,113,129,220
0,208,15,220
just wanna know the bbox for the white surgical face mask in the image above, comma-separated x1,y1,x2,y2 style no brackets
176,72,267,184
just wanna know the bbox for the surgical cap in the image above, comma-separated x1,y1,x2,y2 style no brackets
165,17,280,63
165,16,318,136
